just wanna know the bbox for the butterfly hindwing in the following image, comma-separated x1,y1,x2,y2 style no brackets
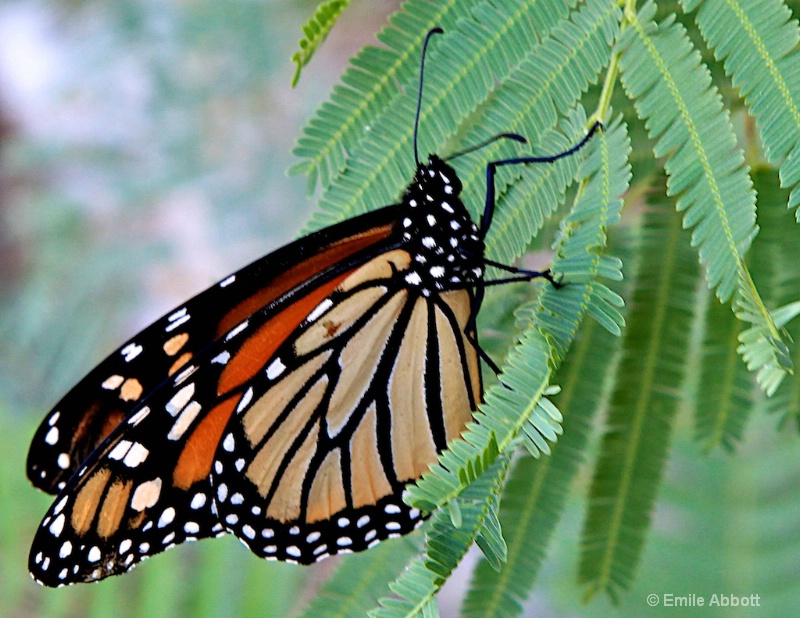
27,207,399,494
212,249,482,564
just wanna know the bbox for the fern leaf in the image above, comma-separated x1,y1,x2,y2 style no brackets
291,1,353,88
306,0,616,232
370,460,509,618
681,0,800,218
695,286,755,451
578,185,699,602
291,0,576,195
619,2,790,394
462,299,627,618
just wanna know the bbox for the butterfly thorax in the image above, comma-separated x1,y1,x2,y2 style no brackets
398,155,484,296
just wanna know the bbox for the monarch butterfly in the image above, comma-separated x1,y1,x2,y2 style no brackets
27,28,600,587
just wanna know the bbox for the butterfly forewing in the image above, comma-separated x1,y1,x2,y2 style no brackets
211,249,481,564
27,208,399,494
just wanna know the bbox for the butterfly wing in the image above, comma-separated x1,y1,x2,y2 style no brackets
27,207,398,494
28,208,402,586
212,248,482,564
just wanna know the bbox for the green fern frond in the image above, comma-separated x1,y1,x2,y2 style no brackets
752,168,800,423
618,2,790,394
579,185,699,602
405,115,629,517
681,0,800,218
370,459,509,618
291,0,576,196
462,296,628,617
306,0,616,232
695,287,754,451
291,1,353,88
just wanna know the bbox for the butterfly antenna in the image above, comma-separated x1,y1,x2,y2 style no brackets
443,133,528,162
414,27,443,167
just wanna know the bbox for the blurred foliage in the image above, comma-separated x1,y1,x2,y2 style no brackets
3,1,800,617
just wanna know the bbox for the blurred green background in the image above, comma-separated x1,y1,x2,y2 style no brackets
2,1,799,617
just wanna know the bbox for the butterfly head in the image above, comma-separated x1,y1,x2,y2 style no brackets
413,155,463,199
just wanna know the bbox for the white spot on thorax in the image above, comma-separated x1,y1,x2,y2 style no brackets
422,237,436,249
405,272,422,286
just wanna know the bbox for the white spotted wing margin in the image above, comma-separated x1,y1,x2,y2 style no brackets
212,249,482,565
27,401,224,587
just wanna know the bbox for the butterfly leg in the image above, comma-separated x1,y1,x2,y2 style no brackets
478,121,603,238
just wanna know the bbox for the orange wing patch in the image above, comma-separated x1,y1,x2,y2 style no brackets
173,396,238,490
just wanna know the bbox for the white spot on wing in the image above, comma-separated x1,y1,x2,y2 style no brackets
59,541,72,558
108,440,133,461
190,493,206,509
266,358,285,380
128,406,151,426
220,274,236,287
44,427,59,446
236,388,253,413
123,443,149,467
225,320,249,342
165,315,190,332
102,375,124,390
212,351,231,365
57,453,70,469
121,343,143,362
131,478,162,511
405,272,422,286
307,298,334,322
158,507,176,528
49,514,65,537
166,383,195,416
167,401,202,440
